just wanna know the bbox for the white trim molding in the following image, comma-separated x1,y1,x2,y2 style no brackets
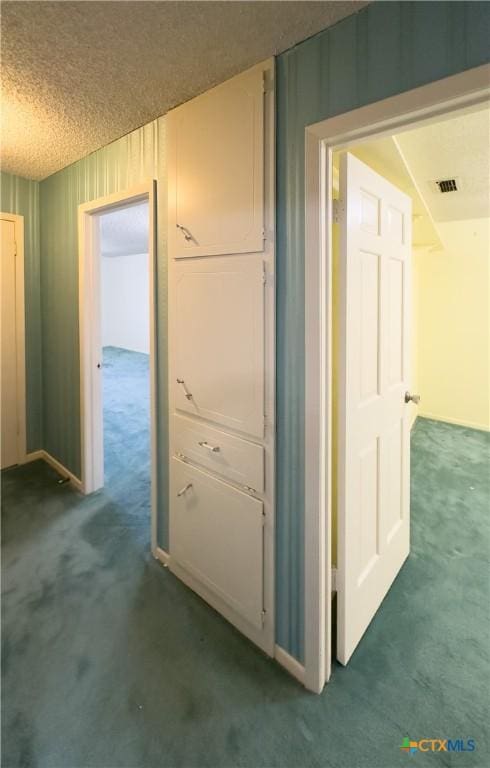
304,63,490,694
274,645,306,686
153,546,170,567
22,450,83,491
0,212,27,466
78,181,158,550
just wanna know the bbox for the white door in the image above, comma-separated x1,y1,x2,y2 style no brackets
1,218,19,469
168,67,264,259
174,256,265,438
337,152,412,665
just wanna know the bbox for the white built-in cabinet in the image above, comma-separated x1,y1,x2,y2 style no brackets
167,60,275,654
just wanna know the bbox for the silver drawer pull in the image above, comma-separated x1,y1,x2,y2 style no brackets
177,483,192,497
198,440,220,453
176,223,193,242
176,378,193,400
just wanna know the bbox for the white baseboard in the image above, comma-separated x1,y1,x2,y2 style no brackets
22,450,83,491
155,548,305,685
274,645,306,686
418,412,489,433
153,546,170,566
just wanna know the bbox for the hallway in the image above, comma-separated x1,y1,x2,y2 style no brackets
1,418,489,767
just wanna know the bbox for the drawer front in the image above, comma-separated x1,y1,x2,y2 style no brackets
170,459,264,629
174,414,264,492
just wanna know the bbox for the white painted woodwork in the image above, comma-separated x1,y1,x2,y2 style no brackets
174,255,265,438
1,219,18,468
168,60,275,656
174,414,264,492
168,67,264,258
170,458,264,629
337,152,412,665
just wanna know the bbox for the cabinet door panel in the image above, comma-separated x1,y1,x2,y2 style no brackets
174,256,264,438
170,68,264,258
170,459,264,629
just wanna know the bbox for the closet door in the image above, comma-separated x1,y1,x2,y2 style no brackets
169,68,264,259
173,256,265,438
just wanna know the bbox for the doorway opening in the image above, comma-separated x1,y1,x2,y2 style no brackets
100,201,151,515
0,213,26,469
303,64,490,693
78,182,157,549
330,102,490,662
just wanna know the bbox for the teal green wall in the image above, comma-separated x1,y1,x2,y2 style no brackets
39,118,169,546
275,0,490,659
9,0,490,661
0,172,42,451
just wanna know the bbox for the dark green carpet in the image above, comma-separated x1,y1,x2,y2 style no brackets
102,346,150,520
2,417,489,767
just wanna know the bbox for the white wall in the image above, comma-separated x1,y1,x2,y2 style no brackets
101,252,149,354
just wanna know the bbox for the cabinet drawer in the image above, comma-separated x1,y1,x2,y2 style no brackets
170,459,264,629
174,414,264,492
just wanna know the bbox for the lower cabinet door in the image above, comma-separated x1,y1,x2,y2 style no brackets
170,458,264,629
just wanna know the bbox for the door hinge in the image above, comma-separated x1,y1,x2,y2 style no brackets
331,567,338,593
332,199,345,224
263,413,273,427
261,609,267,626
262,262,267,285
262,70,273,94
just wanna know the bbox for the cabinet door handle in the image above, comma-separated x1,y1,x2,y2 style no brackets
176,223,193,242
176,379,193,400
177,483,192,497
198,441,220,453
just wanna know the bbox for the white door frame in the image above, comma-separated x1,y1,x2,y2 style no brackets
303,63,490,693
78,181,158,549
0,212,27,464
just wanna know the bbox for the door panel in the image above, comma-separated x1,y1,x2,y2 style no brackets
338,152,412,665
174,256,265,438
170,458,264,629
1,219,18,469
174,414,264,492
170,68,264,259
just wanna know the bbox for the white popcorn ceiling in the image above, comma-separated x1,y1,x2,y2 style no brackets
1,0,368,181
99,202,149,259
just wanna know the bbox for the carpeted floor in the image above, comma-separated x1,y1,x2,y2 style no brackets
102,346,150,524
2,409,489,767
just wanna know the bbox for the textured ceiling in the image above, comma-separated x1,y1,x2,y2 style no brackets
99,201,149,258
395,107,490,222
1,0,368,180
334,106,490,250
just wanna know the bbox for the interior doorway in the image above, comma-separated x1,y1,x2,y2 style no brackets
330,102,489,662
78,182,157,549
99,201,151,515
303,64,490,693
0,213,26,470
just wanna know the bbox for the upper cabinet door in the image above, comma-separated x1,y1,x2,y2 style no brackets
173,255,265,439
168,68,265,258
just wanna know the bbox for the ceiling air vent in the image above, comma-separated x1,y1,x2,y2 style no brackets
433,178,458,193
